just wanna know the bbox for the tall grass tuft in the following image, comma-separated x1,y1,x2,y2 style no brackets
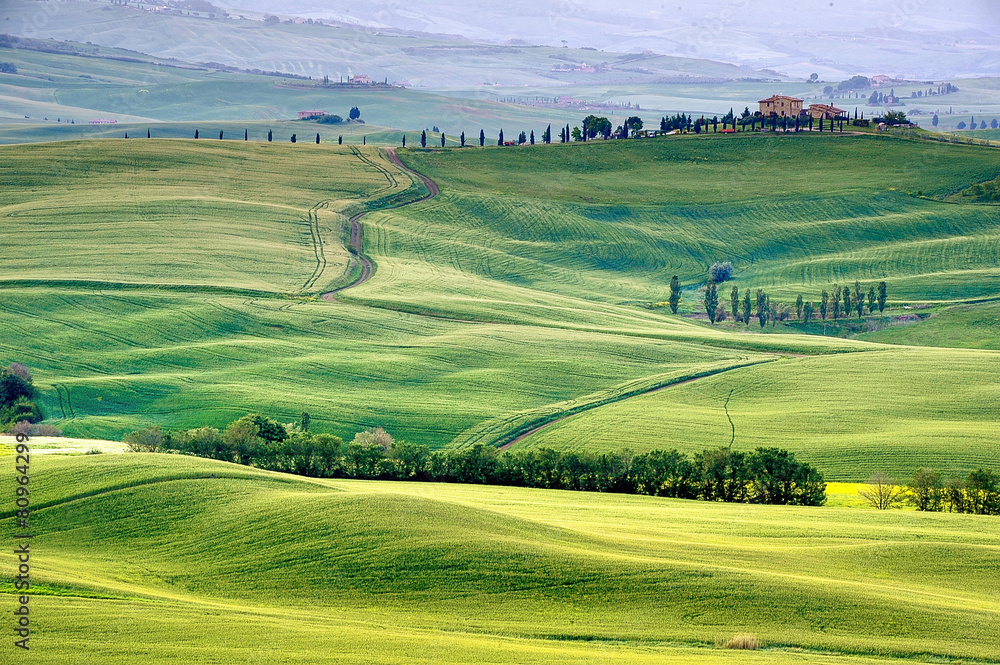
719,633,760,650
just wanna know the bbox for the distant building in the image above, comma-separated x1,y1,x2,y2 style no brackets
297,110,326,120
348,74,371,85
870,75,893,87
759,94,804,117
808,103,845,119
89,119,118,124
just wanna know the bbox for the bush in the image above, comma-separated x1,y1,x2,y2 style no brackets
317,114,343,124
123,426,165,452
1,397,43,425
719,633,760,650
352,426,393,450
709,261,734,283
0,62,17,74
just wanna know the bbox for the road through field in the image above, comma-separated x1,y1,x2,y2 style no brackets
322,148,440,299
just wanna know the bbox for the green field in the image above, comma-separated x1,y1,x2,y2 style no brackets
2,132,1000,480
1,454,998,663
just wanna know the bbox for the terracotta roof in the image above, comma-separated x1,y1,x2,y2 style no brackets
758,94,804,103
809,103,845,114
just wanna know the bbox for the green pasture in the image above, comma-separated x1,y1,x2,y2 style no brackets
2,133,1000,477
0,140,415,292
1,454,998,663
510,347,1000,480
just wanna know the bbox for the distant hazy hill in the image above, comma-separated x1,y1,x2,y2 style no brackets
1,0,766,89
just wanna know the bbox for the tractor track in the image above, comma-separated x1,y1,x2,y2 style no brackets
322,148,439,301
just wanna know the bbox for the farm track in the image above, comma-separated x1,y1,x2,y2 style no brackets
322,148,440,301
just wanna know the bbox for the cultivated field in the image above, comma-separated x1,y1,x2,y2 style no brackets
3,132,1000,479
1,454,997,663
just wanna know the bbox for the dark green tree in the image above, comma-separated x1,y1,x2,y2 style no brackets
742,289,752,326
867,285,876,314
290,134,296,143
480,129,485,146
421,130,426,148
795,294,804,320
730,285,740,322
460,131,465,147
832,284,842,319
441,132,445,147
267,129,272,142
820,290,829,319
704,282,719,324
803,301,814,322
854,281,864,318
300,412,311,432
349,106,361,120
316,133,320,144
195,129,199,139
668,275,681,314
498,129,504,145
877,281,887,313
756,289,768,328
843,285,852,319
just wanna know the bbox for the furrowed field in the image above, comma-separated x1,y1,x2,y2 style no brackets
2,133,1000,475
3,127,1000,663
1,455,999,663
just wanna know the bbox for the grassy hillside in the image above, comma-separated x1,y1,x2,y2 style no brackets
1,454,998,663
0,140,414,292
3,133,1000,478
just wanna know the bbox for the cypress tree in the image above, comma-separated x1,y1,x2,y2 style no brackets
842,285,851,318
402,135,406,148
668,276,681,314
796,294,804,321
530,130,535,145
316,133,320,144
742,289,752,326
756,289,768,328
290,134,296,143
147,128,150,138
877,281,887,313
480,129,485,146
545,124,552,143
460,131,465,147
730,285,740,322
498,129,504,145
338,135,342,145
803,301,814,322
867,285,876,314
832,284,841,318
704,282,719,324
854,281,864,318
245,129,248,141
820,290,829,320
421,130,426,148
195,129,199,139
267,129,272,142
441,132,445,147
220,130,224,140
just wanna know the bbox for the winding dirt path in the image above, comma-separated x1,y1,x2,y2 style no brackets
321,148,439,301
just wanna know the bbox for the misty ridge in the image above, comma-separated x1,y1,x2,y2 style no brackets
207,0,1000,79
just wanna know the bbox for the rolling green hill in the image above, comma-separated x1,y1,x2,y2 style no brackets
2,132,1000,479
1,454,998,663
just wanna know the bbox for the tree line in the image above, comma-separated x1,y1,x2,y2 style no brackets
862,468,1000,515
122,413,827,506
670,273,890,326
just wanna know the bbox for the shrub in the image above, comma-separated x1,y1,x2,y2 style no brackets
709,261,734,283
317,114,343,124
719,633,760,650
123,426,165,452
352,426,394,450
6,363,31,381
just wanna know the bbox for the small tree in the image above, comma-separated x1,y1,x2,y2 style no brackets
518,131,527,145
300,412,311,432
704,282,719,324
441,132,446,147
349,106,361,120
854,281,864,318
316,133,320,144
859,472,906,510
709,261,734,283
842,285,852,318
421,130,427,148
730,285,740,322
123,426,164,453
668,275,681,314
802,301,814,322
742,289,752,326
530,130,535,145
290,134,296,143
867,286,876,314
795,294,804,321
832,284,842,319
480,129,485,147
498,129,504,145
756,289,768,328
820,290,829,320
460,131,466,147
267,129,272,142
877,281,887,313
908,468,943,511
